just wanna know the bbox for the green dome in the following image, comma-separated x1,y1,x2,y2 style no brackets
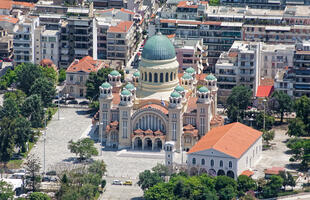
175,85,185,92
198,86,209,93
141,33,176,60
182,73,192,80
185,67,195,74
101,82,111,89
133,71,140,77
121,89,131,96
206,74,216,81
110,70,120,76
125,83,135,90
170,91,181,98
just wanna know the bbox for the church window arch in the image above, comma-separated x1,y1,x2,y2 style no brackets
160,73,163,83
170,72,173,81
166,73,169,82
149,72,152,82
144,72,147,81
154,73,158,83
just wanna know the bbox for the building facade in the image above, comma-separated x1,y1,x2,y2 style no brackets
187,122,262,179
98,33,222,151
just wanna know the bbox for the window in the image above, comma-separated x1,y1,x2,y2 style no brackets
122,121,128,138
201,159,205,165
103,104,107,109
211,159,214,167
122,111,128,118
192,158,196,165
80,76,83,82
172,122,177,141
102,112,108,129
200,108,205,113
172,113,177,119
220,160,223,167
200,117,205,135
70,75,73,81
51,43,54,48
229,161,232,168
43,49,46,54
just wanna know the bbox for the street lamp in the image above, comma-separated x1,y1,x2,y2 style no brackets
263,99,267,130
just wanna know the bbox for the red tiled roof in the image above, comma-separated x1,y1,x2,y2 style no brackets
144,129,153,135
66,56,104,73
177,1,198,8
241,170,254,177
141,104,168,115
188,122,262,158
264,167,285,175
200,1,208,5
186,97,198,113
167,34,175,38
120,8,135,15
0,15,18,24
0,0,12,10
202,21,222,26
110,121,119,126
40,58,53,66
112,92,120,105
256,85,274,98
154,130,162,135
134,128,144,134
12,1,34,8
108,21,134,33
98,8,114,13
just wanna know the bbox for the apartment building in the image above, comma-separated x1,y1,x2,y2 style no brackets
0,27,13,59
220,0,310,9
172,37,204,73
65,56,105,98
258,43,295,79
274,68,294,97
215,41,260,102
13,16,41,65
41,29,59,66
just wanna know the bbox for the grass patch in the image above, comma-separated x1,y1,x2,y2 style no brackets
20,142,34,158
7,159,23,169
277,190,299,197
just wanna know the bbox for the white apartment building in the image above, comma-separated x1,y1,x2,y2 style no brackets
258,43,295,79
215,41,260,102
41,30,59,66
13,16,41,65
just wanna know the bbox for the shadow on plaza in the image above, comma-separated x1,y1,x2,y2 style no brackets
75,110,95,118
62,156,94,164
131,197,143,200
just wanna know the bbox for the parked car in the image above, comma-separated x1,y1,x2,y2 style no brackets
68,100,78,104
123,180,132,186
42,176,51,182
112,180,122,185
79,101,89,105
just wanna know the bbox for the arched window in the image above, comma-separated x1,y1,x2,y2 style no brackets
174,73,176,80
166,73,169,82
149,72,152,82
229,161,232,168
170,72,173,81
160,73,163,83
141,73,143,80
220,160,223,167
144,72,147,81
70,86,74,93
154,73,158,83
201,159,205,165
192,157,196,165
211,159,214,167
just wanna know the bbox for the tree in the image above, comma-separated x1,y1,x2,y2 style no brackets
25,155,41,192
226,85,252,122
0,117,16,162
40,65,57,84
215,176,237,192
29,192,51,200
287,118,307,137
279,171,296,190
209,0,220,6
15,63,43,95
59,69,66,83
294,95,310,126
262,175,283,198
270,91,292,123
262,129,275,146
13,116,33,153
152,163,169,177
3,90,26,107
0,95,20,119
68,138,98,160
30,77,56,107
0,68,16,89
237,175,257,196
21,94,45,128
144,182,174,200
218,185,237,200
0,180,14,200
287,139,310,169
138,170,163,190
255,112,275,130
80,184,97,200
88,160,106,177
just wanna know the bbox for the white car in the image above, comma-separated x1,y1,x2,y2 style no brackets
112,180,122,185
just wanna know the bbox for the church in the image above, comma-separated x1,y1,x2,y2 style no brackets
98,33,223,151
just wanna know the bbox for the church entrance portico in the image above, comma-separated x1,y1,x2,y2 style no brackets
144,138,152,150
133,137,142,150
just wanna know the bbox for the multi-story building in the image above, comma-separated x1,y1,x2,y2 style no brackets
0,27,13,59
274,68,294,97
13,16,42,65
220,0,310,9
98,33,222,151
65,56,105,98
41,29,59,66
258,43,295,78
172,37,204,73
215,41,260,102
